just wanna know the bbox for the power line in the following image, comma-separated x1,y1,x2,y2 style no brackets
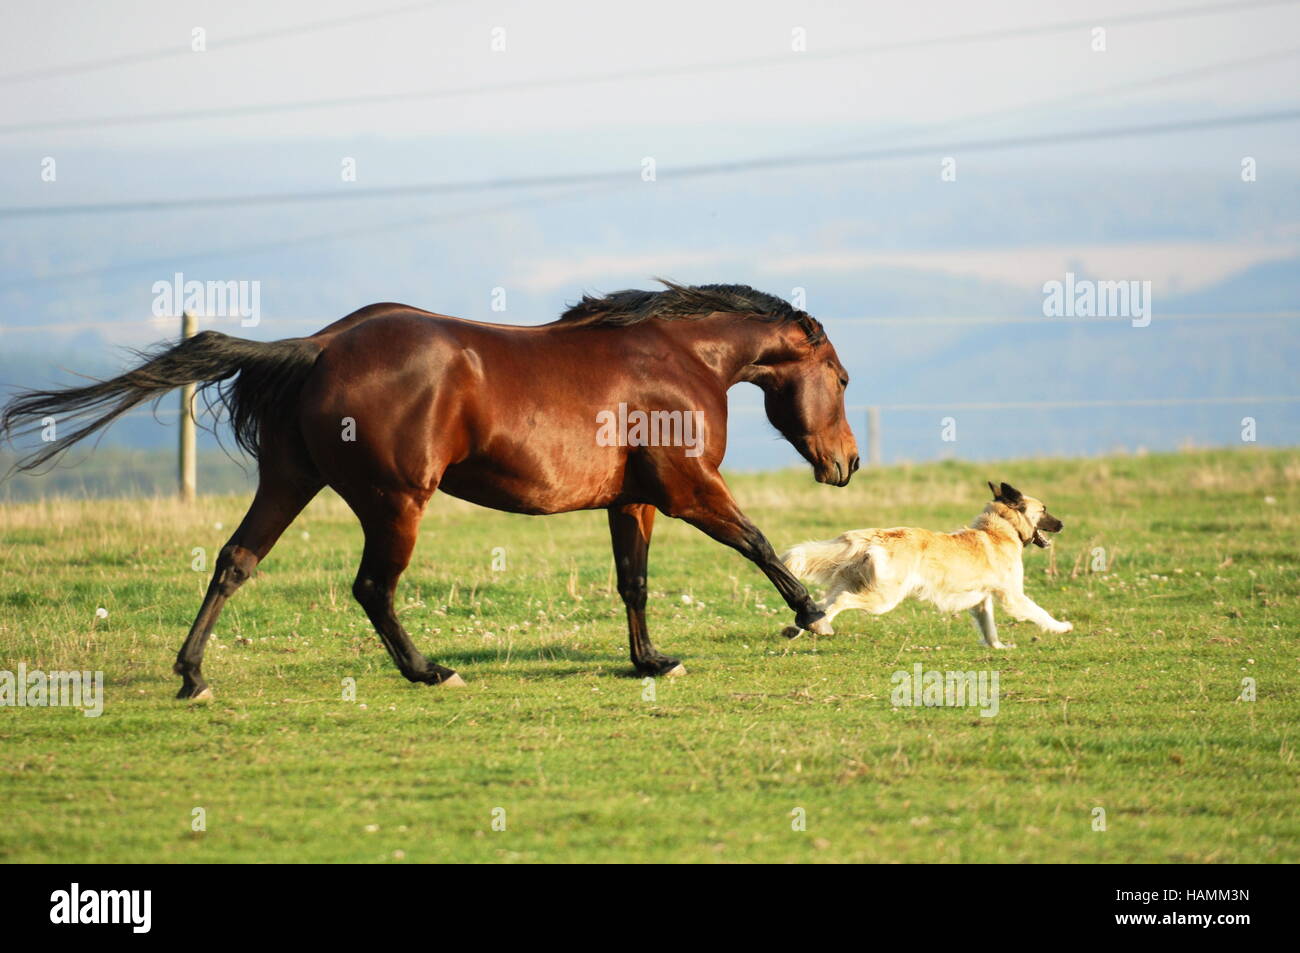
4,106,1297,222
0,1,449,87
3,43,1291,290
815,45,1300,153
0,105,1295,292
2,0,1294,135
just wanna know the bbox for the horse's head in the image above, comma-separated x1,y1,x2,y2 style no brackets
744,321,860,487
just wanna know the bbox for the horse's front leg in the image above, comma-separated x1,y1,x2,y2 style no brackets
608,504,685,677
669,471,830,636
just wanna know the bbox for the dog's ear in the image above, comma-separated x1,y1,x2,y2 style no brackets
999,482,1024,504
988,481,1000,499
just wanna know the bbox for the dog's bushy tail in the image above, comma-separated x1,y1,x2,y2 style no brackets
781,535,861,586
0,331,321,474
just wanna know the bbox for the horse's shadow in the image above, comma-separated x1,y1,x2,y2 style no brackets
429,645,609,681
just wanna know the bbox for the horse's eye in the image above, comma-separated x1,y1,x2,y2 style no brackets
838,377,849,388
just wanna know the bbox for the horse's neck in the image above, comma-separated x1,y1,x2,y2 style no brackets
671,314,790,388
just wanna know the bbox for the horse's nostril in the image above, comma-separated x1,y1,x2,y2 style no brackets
850,454,860,473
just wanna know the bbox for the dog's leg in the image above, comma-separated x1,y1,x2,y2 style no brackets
819,588,863,627
968,594,1010,648
997,591,1073,634
782,585,905,640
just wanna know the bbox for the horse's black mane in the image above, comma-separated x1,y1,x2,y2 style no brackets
558,280,825,345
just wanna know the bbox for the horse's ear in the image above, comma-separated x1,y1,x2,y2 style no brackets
999,482,1023,504
988,481,1000,499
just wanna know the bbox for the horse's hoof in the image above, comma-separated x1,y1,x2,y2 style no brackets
439,672,467,687
805,618,833,636
634,657,684,678
781,625,802,640
180,686,214,702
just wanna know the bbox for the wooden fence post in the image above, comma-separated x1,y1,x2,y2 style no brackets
179,311,197,501
866,405,881,466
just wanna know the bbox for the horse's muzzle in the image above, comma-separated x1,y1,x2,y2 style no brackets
816,454,859,487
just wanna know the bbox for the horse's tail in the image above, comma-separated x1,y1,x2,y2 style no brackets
1,331,321,474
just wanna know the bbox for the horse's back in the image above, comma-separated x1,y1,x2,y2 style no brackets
308,302,454,340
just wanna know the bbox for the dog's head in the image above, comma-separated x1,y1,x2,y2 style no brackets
987,481,1063,548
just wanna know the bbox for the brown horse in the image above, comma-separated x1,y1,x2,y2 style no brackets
1,282,859,698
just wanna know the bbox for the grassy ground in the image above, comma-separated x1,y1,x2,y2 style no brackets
1,447,1296,863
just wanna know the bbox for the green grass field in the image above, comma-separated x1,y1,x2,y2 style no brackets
1,448,1296,863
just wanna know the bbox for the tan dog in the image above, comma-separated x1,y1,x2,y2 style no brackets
780,482,1071,648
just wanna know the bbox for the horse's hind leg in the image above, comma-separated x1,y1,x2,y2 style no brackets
349,492,464,687
609,504,683,677
174,474,321,699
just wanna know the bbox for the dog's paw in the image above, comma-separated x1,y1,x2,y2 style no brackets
781,625,802,640
1050,621,1074,634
